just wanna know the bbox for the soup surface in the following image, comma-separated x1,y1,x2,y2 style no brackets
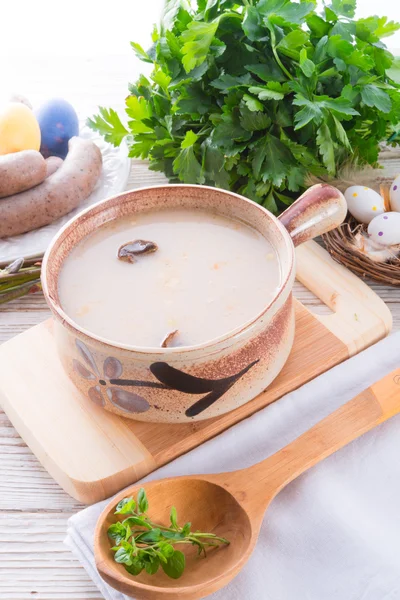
58,208,282,347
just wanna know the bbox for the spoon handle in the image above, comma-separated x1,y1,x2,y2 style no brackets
236,368,400,510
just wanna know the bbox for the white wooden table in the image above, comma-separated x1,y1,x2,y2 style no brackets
1,54,400,600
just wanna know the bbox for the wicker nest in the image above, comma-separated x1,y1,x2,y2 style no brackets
322,215,400,286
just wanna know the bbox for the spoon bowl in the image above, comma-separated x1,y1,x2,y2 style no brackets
95,477,255,599
95,368,400,599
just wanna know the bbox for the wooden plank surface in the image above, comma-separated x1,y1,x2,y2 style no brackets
1,55,400,600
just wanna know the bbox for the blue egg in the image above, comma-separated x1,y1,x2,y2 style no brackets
36,99,79,159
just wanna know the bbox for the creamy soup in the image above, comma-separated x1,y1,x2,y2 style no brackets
58,208,282,348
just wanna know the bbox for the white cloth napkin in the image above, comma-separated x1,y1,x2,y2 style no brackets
65,332,400,600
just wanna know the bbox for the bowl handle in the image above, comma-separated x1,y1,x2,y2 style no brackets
278,184,347,247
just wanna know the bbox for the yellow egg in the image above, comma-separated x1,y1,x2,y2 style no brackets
0,102,41,155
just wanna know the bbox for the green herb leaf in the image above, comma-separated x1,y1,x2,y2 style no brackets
239,105,271,130
122,516,152,530
108,522,128,545
161,550,186,579
306,14,330,37
332,114,352,150
170,506,179,530
242,7,265,41
252,133,293,186
130,42,152,63
137,488,149,514
125,560,145,576
114,545,134,565
210,73,252,92
299,49,315,77
329,0,356,18
173,130,204,183
259,0,314,24
159,543,175,558
249,86,284,101
361,85,392,113
87,108,128,147
202,140,231,188
115,497,136,515
181,20,219,73
278,29,309,52
316,122,335,174
245,61,287,83
243,94,264,112
160,529,186,541
144,555,160,575
137,528,162,543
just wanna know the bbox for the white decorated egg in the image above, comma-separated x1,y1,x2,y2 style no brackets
344,185,385,224
368,212,400,246
390,175,400,212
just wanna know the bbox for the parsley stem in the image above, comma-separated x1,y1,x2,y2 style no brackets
269,28,293,81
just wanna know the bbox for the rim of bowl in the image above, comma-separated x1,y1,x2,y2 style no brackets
41,184,295,355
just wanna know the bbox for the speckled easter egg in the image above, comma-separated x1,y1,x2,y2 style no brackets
390,175,400,213
344,185,386,224
368,212,400,246
0,102,41,155
36,99,79,159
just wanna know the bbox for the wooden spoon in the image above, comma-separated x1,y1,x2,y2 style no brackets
95,368,400,600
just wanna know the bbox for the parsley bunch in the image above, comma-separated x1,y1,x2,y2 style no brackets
89,0,400,214
108,489,229,579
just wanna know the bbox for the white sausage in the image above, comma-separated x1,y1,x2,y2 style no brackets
0,137,102,238
0,150,47,198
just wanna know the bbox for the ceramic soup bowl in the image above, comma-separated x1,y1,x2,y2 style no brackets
42,184,346,423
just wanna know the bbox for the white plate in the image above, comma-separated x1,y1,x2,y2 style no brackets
0,124,131,264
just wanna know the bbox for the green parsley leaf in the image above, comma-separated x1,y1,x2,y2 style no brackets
329,0,356,18
316,122,335,174
239,105,271,130
210,73,253,92
87,107,128,146
202,139,231,188
306,14,330,37
332,115,352,150
258,0,314,24
130,42,152,63
249,86,284,100
173,130,204,183
242,6,266,41
299,49,315,77
245,61,287,82
361,85,392,113
181,20,219,72
90,0,400,213
243,94,264,112
252,133,293,186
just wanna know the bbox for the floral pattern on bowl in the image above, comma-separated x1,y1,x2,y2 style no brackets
73,339,259,418
73,339,152,413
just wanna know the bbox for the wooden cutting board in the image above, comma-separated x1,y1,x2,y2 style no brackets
0,241,392,504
